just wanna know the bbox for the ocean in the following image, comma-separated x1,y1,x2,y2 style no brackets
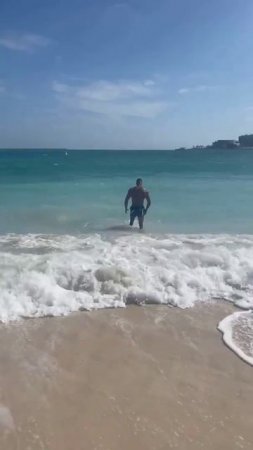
0,149,253,364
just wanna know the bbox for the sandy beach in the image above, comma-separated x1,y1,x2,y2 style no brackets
0,303,252,450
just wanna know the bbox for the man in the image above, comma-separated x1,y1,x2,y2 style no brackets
124,178,151,230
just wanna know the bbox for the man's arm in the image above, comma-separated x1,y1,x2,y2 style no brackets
124,189,131,213
144,192,151,214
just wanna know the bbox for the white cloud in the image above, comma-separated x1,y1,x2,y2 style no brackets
76,98,167,118
178,85,218,95
144,79,156,87
52,81,68,93
0,33,51,52
76,80,154,102
178,88,189,95
52,79,168,118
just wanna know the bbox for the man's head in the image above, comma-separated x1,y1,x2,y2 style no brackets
136,178,143,187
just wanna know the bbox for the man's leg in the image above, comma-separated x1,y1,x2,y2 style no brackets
138,215,144,230
130,210,135,226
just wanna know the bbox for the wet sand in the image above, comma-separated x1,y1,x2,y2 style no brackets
0,303,252,450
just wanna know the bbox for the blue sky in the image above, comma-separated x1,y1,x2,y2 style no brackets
0,0,253,149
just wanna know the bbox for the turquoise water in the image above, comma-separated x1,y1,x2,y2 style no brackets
0,149,253,234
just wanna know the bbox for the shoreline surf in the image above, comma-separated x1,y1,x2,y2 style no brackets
0,231,253,365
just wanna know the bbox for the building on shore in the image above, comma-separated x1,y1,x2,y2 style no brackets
238,134,253,147
211,140,239,149
174,134,253,152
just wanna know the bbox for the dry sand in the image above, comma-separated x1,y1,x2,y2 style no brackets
0,303,252,450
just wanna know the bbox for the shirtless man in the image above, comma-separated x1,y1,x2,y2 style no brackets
124,178,151,230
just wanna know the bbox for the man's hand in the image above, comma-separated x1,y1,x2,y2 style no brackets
124,189,131,215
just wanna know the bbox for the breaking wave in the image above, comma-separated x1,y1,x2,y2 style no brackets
1,232,253,366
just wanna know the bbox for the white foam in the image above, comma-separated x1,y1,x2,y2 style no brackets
0,405,15,430
218,311,253,366
0,233,253,323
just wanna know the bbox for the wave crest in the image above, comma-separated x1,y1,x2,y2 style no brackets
0,233,253,323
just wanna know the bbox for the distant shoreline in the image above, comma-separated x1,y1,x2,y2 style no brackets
175,146,253,152
0,147,253,152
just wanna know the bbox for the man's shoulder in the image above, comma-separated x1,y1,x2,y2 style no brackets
128,186,150,194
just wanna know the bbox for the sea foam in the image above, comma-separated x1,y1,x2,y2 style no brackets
218,311,253,366
1,233,253,324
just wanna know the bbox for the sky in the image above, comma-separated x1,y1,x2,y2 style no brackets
0,0,253,149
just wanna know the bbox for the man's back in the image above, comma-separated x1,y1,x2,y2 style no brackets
128,186,149,207
124,178,151,230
